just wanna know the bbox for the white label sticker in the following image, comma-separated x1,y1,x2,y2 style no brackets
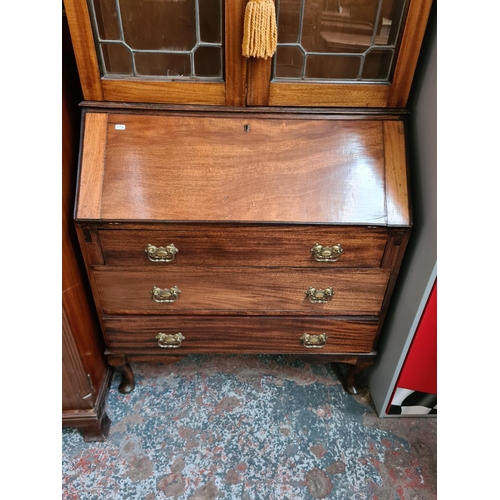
115,124,126,130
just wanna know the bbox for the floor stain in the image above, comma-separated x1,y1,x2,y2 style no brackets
128,456,153,481
187,480,220,500
306,468,333,499
327,460,346,475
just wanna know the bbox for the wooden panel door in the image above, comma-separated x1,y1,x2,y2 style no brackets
63,0,247,106
247,0,434,107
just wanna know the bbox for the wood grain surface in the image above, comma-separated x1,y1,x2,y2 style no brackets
246,57,272,106
268,83,390,108
102,80,226,106
96,114,388,224
76,113,108,220
103,315,379,354
384,120,411,226
94,267,390,315
97,226,388,268
225,0,247,106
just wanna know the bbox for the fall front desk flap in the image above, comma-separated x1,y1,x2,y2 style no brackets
76,112,410,227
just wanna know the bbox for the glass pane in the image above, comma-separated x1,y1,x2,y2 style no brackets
101,43,133,75
199,0,222,44
92,0,120,40
194,46,222,77
379,0,406,46
306,55,360,79
274,0,407,82
278,0,301,43
119,0,196,51
300,0,326,53
362,49,392,79
88,0,224,80
135,53,191,77
275,46,304,78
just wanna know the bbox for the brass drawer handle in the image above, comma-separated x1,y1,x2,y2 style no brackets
300,333,328,349
156,332,185,349
145,243,178,262
305,286,334,303
151,285,181,303
311,243,343,262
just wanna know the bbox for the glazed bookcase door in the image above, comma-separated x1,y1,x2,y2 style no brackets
64,0,247,106
64,0,431,108
248,0,432,107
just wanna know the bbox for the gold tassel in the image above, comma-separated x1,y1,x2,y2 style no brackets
242,0,277,59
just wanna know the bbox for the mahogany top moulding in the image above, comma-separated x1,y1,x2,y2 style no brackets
75,111,410,227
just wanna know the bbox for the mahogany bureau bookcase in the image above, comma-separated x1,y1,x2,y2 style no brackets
64,0,433,395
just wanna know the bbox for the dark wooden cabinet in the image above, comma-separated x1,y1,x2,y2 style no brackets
62,14,112,441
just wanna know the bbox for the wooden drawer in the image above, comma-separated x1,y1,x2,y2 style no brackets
97,226,388,268
94,267,390,315
103,315,379,354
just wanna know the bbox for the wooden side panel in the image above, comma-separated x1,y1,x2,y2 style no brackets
63,0,103,100
76,113,108,220
387,0,434,107
383,120,411,226
102,80,226,105
104,316,379,354
75,225,107,327
62,309,94,411
62,40,108,412
375,227,412,343
268,83,390,108
94,268,391,315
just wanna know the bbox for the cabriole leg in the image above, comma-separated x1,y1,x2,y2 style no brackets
344,357,374,395
108,355,135,394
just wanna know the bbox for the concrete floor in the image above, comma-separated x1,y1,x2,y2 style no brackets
62,355,436,499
